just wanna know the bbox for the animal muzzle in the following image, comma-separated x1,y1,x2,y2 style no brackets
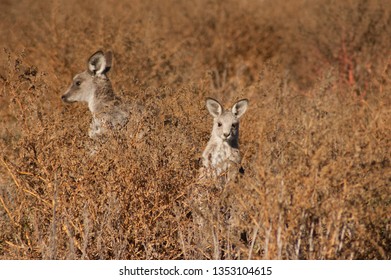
222,132,231,140
61,93,73,103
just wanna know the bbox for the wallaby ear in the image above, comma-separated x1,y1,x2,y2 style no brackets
232,99,249,118
104,51,113,71
206,98,223,118
88,50,112,76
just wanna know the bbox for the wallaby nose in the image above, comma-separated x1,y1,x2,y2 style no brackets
223,132,230,138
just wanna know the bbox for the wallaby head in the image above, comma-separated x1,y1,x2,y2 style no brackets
62,50,115,113
206,98,249,148
61,50,130,139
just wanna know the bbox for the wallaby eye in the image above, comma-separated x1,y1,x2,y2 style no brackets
75,81,81,86
217,122,222,127
232,123,237,129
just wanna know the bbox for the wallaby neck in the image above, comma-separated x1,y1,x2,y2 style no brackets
88,80,117,113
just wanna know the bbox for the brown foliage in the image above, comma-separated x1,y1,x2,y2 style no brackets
0,0,390,259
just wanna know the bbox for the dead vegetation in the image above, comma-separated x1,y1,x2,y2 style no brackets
0,0,390,259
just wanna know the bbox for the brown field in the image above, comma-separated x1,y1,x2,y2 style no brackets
0,0,390,259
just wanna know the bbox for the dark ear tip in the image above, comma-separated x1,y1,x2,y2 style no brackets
104,51,113,69
235,99,249,108
105,51,113,59
88,50,104,65
240,98,249,104
206,97,219,104
92,50,104,57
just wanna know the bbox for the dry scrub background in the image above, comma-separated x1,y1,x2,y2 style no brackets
0,0,390,259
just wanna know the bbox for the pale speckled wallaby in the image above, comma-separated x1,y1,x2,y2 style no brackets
201,98,249,182
62,50,135,138
193,97,249,259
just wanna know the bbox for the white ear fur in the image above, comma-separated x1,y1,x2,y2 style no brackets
206,98,223,118
232,99,249,118
88,51,112,76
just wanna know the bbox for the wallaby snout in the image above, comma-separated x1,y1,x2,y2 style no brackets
61,89,78,103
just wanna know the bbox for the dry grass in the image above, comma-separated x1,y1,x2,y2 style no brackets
0,0,390,259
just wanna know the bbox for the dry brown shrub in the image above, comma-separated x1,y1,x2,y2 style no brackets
0,0,390,259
